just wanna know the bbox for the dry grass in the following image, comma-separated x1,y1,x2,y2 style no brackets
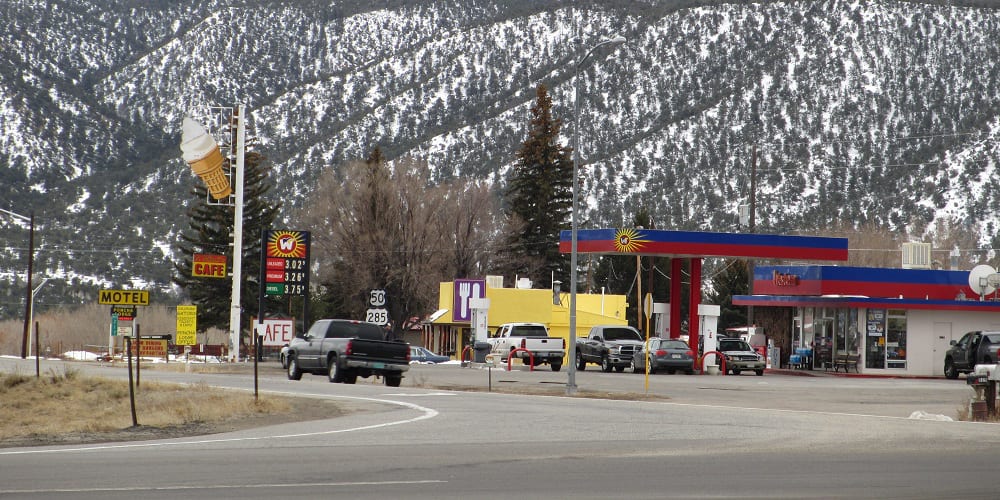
0,367,331,446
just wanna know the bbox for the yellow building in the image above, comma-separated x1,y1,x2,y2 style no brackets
419,280,631,361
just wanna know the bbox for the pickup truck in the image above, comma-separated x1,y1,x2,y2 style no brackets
285,319,410,386
944,330,1000,379
488,322,565,371
575,325,643,372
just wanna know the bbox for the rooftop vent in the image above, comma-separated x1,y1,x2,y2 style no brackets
901,242,932,269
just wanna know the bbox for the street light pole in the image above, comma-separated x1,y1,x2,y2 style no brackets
230,104,247,363
1,207,34,359
568,36,626,395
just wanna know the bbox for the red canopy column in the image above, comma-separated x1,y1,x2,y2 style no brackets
688,257,702,355
670,258,683,339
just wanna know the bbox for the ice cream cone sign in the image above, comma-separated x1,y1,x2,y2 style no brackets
180,117,231,199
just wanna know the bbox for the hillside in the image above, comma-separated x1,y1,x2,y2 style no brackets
2,0,1000,317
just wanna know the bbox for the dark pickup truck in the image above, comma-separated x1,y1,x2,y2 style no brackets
944,330,1000,379
576,325,644,372
285,319,410,386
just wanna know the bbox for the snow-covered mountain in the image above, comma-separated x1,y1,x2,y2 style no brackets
2,0,1000,315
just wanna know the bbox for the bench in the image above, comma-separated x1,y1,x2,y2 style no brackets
833,354,859,373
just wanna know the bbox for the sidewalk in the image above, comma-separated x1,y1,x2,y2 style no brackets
766,367,945,380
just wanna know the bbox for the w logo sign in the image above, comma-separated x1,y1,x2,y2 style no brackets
266,230,307,258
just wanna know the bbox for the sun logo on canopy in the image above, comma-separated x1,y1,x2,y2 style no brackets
614,228,648,253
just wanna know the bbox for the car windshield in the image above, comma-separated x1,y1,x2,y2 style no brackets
719,339,752,351
661,340,689,350
603,328,642,341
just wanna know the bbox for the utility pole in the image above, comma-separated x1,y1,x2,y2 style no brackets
747,145,757,326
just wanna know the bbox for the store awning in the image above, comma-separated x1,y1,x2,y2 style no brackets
734,294,1000,312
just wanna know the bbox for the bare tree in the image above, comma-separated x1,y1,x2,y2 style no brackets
299,151,511,337
441,179,520,279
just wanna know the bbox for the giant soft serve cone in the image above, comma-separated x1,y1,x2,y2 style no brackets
180,117,231,199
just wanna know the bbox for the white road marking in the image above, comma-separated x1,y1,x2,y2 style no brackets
1,479,447,495
0,392,438,456
383,392,456,396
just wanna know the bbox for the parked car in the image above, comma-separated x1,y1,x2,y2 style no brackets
632,338,695,375
279,344,289,369
716,337,766,376
944,331,1000,379
410,346,451,364
576,325,644,372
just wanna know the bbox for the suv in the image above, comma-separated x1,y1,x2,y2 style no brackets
944,331,1000,379
717,337,766,376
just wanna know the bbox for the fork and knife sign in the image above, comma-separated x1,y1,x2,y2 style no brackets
455,279,485,321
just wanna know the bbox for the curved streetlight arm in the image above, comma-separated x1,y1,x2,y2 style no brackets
568,36,626,395
575,36,628,72
0,207,31,223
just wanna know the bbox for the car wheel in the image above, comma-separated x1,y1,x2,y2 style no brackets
944,359,958,379
732,369,742,375
280,353,288,370
755,369,764,376
385,375,402,387
576,352,587,370
287,356,302,380
551,362,562,372
601,355,613,373
328,357,345,383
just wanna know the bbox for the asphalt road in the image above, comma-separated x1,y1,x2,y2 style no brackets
1,357,997,499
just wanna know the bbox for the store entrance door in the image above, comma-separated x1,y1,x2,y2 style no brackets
932,322,953,377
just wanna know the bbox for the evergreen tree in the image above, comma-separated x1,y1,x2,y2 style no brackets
704,259,750,332
173,150,281,337
503,83,574,288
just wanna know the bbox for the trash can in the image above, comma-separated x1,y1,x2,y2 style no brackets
473,342,491,363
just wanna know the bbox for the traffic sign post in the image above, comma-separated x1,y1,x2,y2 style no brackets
366,289,389,327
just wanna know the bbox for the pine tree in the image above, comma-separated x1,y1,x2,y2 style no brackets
503,83,574,288
173,150,281,336
704,259,750,332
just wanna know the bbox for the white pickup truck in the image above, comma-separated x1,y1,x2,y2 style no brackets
488,322,565,371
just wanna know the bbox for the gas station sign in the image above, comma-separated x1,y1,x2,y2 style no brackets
263,230,310,296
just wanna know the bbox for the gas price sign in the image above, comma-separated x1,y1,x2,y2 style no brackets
263,230,310,296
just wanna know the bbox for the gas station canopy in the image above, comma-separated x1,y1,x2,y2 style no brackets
559,228,849,261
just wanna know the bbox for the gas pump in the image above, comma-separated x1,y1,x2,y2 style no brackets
698,304,720,366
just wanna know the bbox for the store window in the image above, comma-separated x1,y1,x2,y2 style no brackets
886,309,907,369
